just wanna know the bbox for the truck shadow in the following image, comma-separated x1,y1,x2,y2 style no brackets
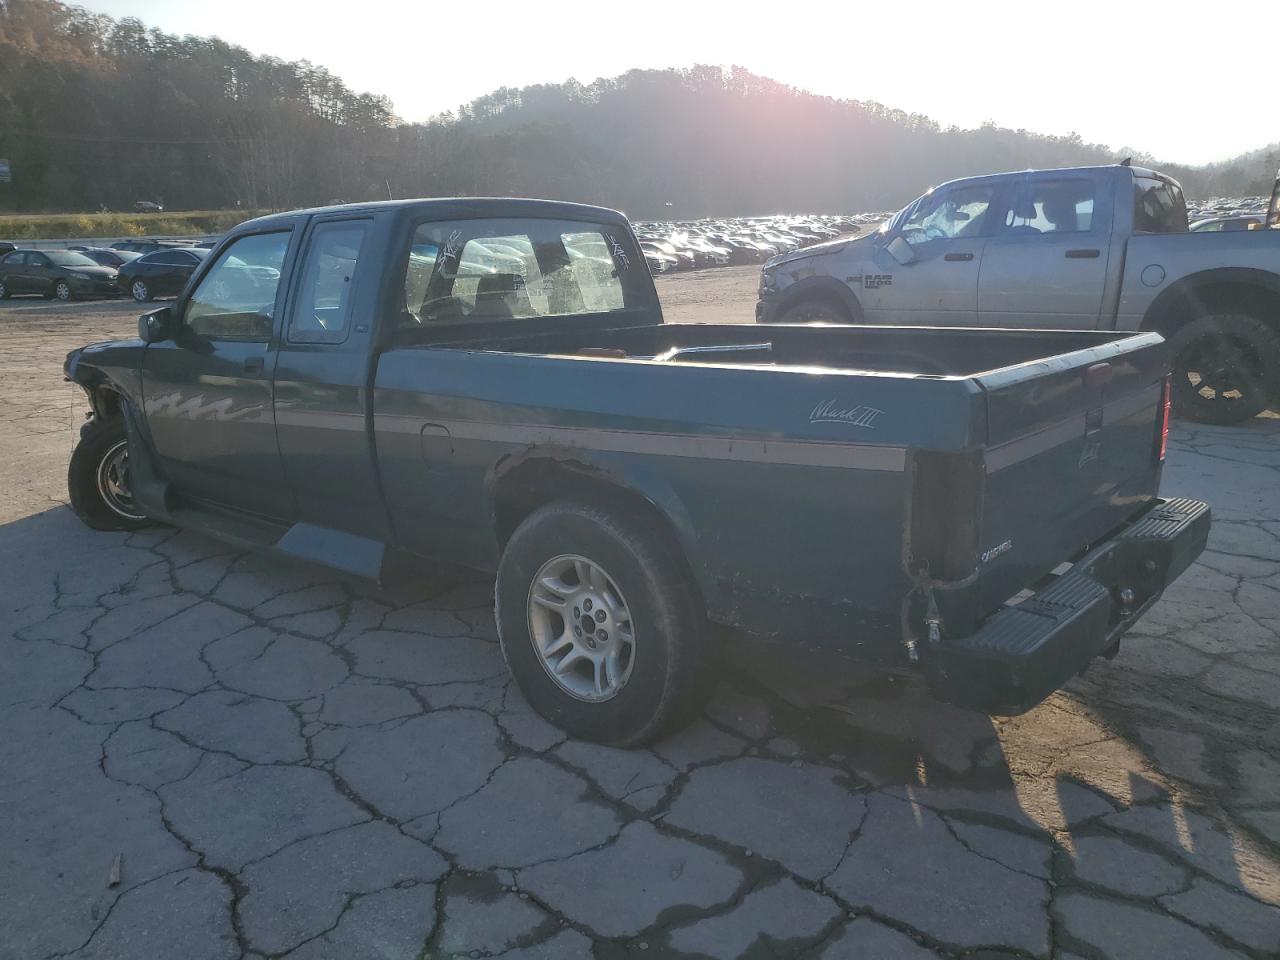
4,502,1276,953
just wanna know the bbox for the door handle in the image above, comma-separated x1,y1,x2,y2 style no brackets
943,252,974,261
1066,249,1100,258
243,356,264,373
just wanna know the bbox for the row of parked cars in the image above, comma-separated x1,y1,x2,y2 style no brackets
1187,194,1271,232
633,213,887,273
0,238,216,302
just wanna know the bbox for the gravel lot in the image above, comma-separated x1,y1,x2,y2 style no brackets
2,273,1279,959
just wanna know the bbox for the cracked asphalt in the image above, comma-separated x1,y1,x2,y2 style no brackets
2,283,1279,960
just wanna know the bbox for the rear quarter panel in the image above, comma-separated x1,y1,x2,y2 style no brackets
1116,231,1280,329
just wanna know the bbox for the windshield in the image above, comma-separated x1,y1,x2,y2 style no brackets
47,251,98,267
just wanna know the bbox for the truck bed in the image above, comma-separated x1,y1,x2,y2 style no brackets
375,322,1171,673
444,322,1147,378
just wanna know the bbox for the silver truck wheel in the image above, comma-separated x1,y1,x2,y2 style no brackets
528,554,637,702
1167,314,1280,425
496,500,707,746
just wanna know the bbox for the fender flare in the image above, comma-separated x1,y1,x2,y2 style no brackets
485,445,712,610
1141,267,1280,333
773,276,865,322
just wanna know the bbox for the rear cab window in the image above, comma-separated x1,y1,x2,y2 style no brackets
400,217,644,327
1133,176,1188,233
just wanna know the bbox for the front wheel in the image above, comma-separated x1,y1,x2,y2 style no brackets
68,417,151,531
131,279,152,303
54,280,73,302
496,500,707,746
1166,314,1280,425
775,297,852,324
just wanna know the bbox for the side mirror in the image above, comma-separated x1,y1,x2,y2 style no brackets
138,305,174,343
886,235,916,266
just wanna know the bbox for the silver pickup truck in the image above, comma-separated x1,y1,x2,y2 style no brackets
756,164,1280,424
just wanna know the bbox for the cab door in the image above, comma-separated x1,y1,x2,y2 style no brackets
140,228,298,520
863,181,1000,326
3,252,33,292
272,215,390,540
977,174,1112,328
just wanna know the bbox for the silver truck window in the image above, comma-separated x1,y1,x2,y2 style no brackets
185,231,289,339
1133,177,1188,234
289,220,370,344
1006,179,1094,234
901,186,994,246
401,218,638,325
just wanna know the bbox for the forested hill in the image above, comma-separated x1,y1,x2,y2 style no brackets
1,0,1274,217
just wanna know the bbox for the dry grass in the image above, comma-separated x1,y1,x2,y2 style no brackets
0,209,268,240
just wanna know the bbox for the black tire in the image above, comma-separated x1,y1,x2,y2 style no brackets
776,296,853,324
496,500,707,746
54,279,74,302
0,279,10,299
68,417,151,531
1166,314,1280,425
130,279,152,303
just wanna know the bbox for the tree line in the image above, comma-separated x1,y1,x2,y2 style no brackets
1,0,1274,221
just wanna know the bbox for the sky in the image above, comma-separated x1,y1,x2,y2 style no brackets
85,0,1272,167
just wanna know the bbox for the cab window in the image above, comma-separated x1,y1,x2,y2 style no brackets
289,220,370,344
185,231,289,339
400,218,642,325
1134,177,1188,234
900,185,994,246
1006,179,1095,234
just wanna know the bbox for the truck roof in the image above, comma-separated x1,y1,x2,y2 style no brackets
237,197,631,231
929,163,1176,194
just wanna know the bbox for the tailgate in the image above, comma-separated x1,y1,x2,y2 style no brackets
972,332,1169,618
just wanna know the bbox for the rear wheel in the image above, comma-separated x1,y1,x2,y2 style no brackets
0,279,9,299
68,417,151,531
776,296,853,324
130,279,152,303
496,500,707,746
1166,314,1280,425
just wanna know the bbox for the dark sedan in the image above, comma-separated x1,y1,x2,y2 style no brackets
78,247,142,269
118,247,209,301
0,249,119,301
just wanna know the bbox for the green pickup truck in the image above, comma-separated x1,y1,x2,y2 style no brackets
63,198,1209,745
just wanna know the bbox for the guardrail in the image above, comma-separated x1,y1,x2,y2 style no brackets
13,235,222,250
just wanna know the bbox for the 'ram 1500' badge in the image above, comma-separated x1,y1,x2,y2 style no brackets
846,274,894,289
809,400,883,427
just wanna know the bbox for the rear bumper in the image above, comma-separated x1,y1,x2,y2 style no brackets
929,497,1210,715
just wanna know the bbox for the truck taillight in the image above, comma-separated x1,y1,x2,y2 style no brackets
1158,378,1171,462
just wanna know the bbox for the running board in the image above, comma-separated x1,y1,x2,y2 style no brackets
166,505,388,580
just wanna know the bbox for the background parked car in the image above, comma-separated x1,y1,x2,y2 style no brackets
117,247,208,301
133,200,164,213
0,241,16,259
0,249,119,301
111,238,195,255
1190,215,1265,232
76,247,142,269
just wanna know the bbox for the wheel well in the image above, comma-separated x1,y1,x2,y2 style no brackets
87,386,123,420
1144,279,1280,337
491,457,702,600
778,279,864,322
